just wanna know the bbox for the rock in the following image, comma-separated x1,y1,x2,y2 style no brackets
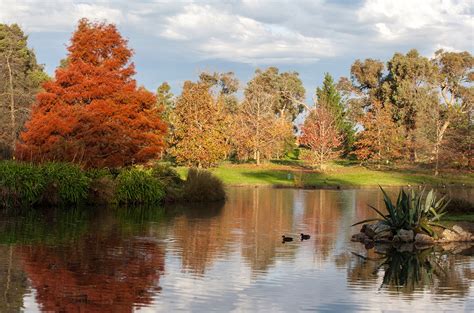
364,222,392,239
393,229,414,242
440,225,473,242
374,224,393,242
440,242,474,254
415,233,434,245
363,224,377,239
375,222,391,233
351,232,369,242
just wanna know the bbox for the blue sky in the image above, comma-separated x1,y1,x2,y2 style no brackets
0,0,472,101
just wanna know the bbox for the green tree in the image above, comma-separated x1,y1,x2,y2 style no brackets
249,67,306,121
384,49,436,162
431,50,473,175
316,73,355,155
156,82,174,117
0,24,48,158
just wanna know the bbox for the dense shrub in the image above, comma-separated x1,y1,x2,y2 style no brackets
0,161,90,207
182,168,226,202
116,168,165,204
151,163,184,202
87,176,116,205
0,161,45,207
151,162,183,186
41,162,90,205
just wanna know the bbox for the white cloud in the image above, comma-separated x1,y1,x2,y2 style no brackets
0,0,472,65
0,0,124,32
358,0,473,44
160,4,334,64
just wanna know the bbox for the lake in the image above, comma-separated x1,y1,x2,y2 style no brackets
0,187,472,312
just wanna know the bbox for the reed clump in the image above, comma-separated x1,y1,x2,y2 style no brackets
182,168,226,202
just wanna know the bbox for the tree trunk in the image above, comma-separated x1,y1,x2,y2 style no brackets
433,120,450,176
6,52,16,158
256,150,260,165
4,246,12,300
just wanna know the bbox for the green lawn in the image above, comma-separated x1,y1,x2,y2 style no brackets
176,161,474,188
443,214,474,223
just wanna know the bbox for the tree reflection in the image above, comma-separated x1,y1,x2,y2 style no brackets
302,190,342,261
168,188,298,277
169,201,231,276
17,231,164,313
10,207,166,313
232,188,297,276
0,245,28,313
346,245,472,297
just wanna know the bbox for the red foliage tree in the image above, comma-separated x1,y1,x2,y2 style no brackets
16,19,166,168
300,107,342,169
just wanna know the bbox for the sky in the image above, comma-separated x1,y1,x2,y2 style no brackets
0,0,472,100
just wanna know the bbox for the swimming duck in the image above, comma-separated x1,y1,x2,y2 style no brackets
282,235,293,242
300,233,310,240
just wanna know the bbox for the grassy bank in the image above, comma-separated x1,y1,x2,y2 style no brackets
444,214,474,223
176,161,474,188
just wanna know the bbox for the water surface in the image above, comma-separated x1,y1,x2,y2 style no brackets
0,187,472,312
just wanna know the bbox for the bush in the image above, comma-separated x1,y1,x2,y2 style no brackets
151,163,184,202
182,168,226,202
116,168,165,204
87,176,116,205
0,161,90,208
151,162,183,186
0,161,45,207
41,162,90,205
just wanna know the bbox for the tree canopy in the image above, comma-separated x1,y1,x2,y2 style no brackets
16,19,166,168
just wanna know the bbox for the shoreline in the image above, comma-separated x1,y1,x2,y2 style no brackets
224,183,474,189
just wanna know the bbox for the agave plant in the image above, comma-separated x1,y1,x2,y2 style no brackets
352,187,450,236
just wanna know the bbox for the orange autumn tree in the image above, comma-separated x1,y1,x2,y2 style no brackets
16,19,166,168
354,101,403,166
300,106,342,170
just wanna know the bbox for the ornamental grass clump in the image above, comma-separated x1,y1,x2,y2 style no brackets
0,161,91,208
182,168,226,202
0,161,44,208
353,187,450,237
116,168,165,204
41,162,90,205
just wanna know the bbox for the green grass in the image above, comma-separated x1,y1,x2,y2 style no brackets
443,214,474,223
176,161,474,188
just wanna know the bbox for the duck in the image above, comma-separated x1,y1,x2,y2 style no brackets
300,233,311,240
282,235,293,243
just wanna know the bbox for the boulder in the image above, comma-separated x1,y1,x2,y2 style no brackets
440,225,473,242
363,222,392,239
374,231,393,242
414,233,434,245
363,224,377,239
393,229,414,242
351,232,369,242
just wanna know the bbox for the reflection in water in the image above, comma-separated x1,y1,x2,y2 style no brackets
349,245,472,296
0,187,471,312
16,211,165,312
0,246,28,313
